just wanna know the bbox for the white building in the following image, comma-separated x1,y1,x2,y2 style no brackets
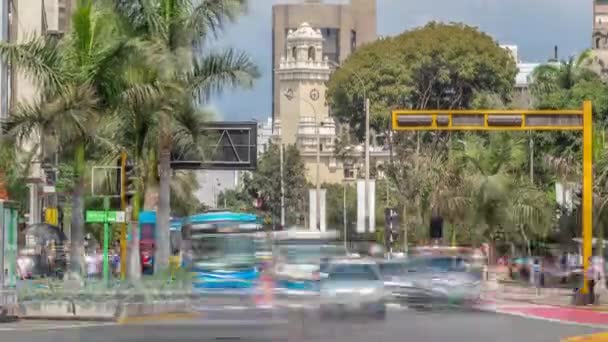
3,0,73,226
257,117,273,156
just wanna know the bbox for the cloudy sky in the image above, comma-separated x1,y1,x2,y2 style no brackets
208,0,593,121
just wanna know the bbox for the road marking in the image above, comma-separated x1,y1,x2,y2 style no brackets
562,332,608,341
118,313,202,325
0,322,116,332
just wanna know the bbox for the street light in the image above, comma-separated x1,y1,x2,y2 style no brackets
328,61,370,232
283,90,321,231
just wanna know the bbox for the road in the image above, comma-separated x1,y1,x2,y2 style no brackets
0,308,603,342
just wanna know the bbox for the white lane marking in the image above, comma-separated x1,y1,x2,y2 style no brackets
0,322,116,332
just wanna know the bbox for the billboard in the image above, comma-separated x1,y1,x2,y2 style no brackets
171,121,257,170
356,180,376,233
309,189,327,232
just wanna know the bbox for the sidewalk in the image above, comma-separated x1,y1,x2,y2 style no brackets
481,283,608,327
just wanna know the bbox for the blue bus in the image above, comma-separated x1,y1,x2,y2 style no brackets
181,211,263,292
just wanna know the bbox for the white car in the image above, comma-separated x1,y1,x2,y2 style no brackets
320,258,386,319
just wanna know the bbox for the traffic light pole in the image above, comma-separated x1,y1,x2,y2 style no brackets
120,151,127,280
102,196,110,286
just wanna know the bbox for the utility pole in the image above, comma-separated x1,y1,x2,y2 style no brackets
120,151,127,280
280,144,285,229
343,181,347,251
0,0,8,123
316,113,321,231
364,98,370,232
529,131,534,183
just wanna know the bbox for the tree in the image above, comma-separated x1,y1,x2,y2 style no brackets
241,144,307,227
111,0,259,272
0,0,137,277
454,133,554,259
530,52,608,158
327,22,517,140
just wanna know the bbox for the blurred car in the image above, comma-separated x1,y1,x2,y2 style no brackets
385,255,482,307
320,258,386,319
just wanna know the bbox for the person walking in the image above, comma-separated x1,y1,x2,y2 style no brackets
587,257,601,305
532,258,542,296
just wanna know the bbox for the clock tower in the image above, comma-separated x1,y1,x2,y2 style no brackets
276,22,334,148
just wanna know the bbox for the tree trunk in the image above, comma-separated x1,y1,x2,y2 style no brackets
128,157,144,281
143,149,159,211
155,118,171,274
68,144,85,278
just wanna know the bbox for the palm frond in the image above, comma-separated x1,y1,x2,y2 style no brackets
187,49,260,102
188,0,247,40
0,35,66,93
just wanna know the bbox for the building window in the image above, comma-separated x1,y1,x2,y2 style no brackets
320,28,340,63
292,46,297,59
308,46,316,61
597,37,602,49
344,167,355,179
351,30,357,52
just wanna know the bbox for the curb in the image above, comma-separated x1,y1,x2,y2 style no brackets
117,312,202,325
18,300,193,323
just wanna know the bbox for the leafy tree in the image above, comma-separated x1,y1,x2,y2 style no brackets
453,133,554,258
111,0,259,271
327,22,517,140
241,144,308,227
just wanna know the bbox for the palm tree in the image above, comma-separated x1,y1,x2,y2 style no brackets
0,0,137,277
111,0,259,272
453,133,552,260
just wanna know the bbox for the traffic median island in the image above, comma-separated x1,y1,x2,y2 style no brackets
18,299,193,322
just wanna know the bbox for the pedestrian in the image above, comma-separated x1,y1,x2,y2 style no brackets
587,257,601,305
532,258,542,296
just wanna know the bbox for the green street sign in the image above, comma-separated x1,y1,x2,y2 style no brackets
107,211,126,223
86,211,106,223
86,210,126,223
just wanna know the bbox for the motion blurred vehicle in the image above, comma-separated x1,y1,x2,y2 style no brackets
385,255,481,308
273,230,344,293
182,211,261,292
378,258,408,282
18,224,67,279
320,258,386,319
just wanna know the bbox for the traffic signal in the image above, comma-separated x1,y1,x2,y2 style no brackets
117,155,137,204
430,215,443,239
384,208,399,251
124,158,137,203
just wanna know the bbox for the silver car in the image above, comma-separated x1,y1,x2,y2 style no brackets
320,258,386,319
385,256,481,307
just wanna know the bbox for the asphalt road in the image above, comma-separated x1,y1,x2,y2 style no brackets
0,308,603,342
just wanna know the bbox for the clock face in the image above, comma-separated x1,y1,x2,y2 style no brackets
285,88,294,101
310,89,320,101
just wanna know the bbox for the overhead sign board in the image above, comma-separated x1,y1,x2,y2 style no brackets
171,121,257,170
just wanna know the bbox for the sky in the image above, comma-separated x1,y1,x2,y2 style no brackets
208,0,593,121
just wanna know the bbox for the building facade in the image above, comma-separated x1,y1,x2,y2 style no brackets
272,0,377,124
275,22,389,185
2,0,73,225
592,0,608,76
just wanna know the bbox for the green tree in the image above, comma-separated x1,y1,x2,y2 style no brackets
327,22,517,139
454,133,554,258
242,144,307,227
0,0,136,276
111,0,259,271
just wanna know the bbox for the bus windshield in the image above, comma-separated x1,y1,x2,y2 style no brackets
192,234,256,269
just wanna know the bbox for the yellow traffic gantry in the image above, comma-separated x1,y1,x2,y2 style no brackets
391,100,593,293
